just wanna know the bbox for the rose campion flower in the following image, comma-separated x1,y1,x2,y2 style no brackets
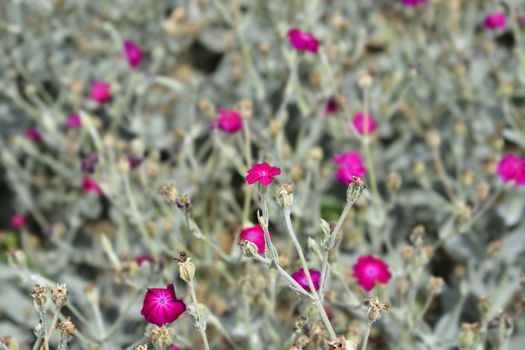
292,268,321,292
136,255,152,266
352,112,378,135
333,151,367,185
352,255,392,292
213,109,243,133
239,224,269,254
484,12,506,30
124,40,143,68
25,129,42,142
66,114,82,128
82,176,102,194
402,0,427,6
141,283,186,327
168,346,181,350
89,81,112,104
11,215,27,229
245,162,281,186
497,154,525,186
287,28,320,54
325,98,339,115
518,15,525,28
81,154,98,174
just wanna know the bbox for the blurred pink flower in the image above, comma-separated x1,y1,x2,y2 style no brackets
352,255,391,292
325,98,339,115
497,155,521,182
287,28,320,53
82,176,102,194
89,81,112,104
213,108,243,133
333,151,367,185
124,40,143,68
484,12,506,30
324,305,334,320
402,0,427,6
66,114,82,128
292,268,321,292
136,255,153,266
246,162,281,186
352,112,378,135
25,129,42,142
168,346,181,350
140,283,186,327
239,224,269,254
11,215,27,229
518,15,525,28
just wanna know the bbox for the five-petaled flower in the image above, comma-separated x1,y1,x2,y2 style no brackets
484,12,506,30
11,214,27,229
141,283,186,327
352,113,378,135
497,154,525,186
239,224,269,254
291,268,321,292
213,108,243,133
333,151,367,185
89,81,112,104
124,40,144,68
245,162,281,186
352,255,392,292
287,28,320,54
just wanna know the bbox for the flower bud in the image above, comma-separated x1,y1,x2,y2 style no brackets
158,184,179,205
487,313,513,349
176,194,193,213
386,172,402,192
458,323,481,349
239,240,259,256
412,161,426,176
363,297,390,322
357,69,373,89
346,177,366,204
426,130,441,149
410,225,425,246
276,184,294,209
178,258,196,283
51,284,68,308
150,326,173,349
320,219,331,241
476,182,490,202
31,284,48,312
400,245,415,264
427,276,445,295
134,345,148,350
57,317,76,339
0,336,18,350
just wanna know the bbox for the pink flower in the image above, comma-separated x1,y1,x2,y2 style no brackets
11,215,27,229
333,151,367,185
124,40,143,68
245,162,281,186
239,224,269,254
25,129,42,142
89,81,112,104
66,114,82,128
484,12,506,30
402,0,427,6
352,113,378,135
82,176,102,194
352,255,392,292
136,255,153,266
168,346,181,350
518,15,525,28
213,109,243,133
287,28,320,54
497,155,521,182
291,268,321,292
324,305,334,320
140,283,186,327
325,98,339,115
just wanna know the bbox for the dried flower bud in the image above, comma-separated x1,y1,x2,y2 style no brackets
134,345,148,350
462,170,475,187
306,147,324,168
395,276,410,295
454,119,467,136
178,257,196,283
487,313,513,349
427,276,445,295
487,240,501,255
357,69,373,89
426,130,441,149
456,204,472,222
237,99,253,119
269,120,283,138
198,99,216,120
328,335,356,350
476,182,490,202
51,284,68,308
31,284,48,311
478,297,492,314
386,172,402,192
150,326,172,349
459,323,481,349
84,284,99,306
276,184,294,209
158,184,179,204
239,239,259,256
176,194,192,213
57,316,76,339
421,244,434,261
364,297,390,322
410,225,425,246
320,219,331,240
346,177,366,204
412,161,426,176
258,42,271,55
0,336,18,350
400,245,415,264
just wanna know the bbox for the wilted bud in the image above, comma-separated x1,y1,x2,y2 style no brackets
487,240,501,256
236,99,253,119
239,239,259,256
364,297,390,322
306,147,324,168
176,194,192,213
462,170,475,187
328,335,356,350
427,276,445,295
178,256,196,283
134,345,148,350
346,177,366,204
51,284,68,308
458,323,481,349
158,184,179,205
31,284,48,311
400,246,415,264
57,317,76,339
269,120,284,138
118,157,130,173
426,130,441,149
258,42,271,55
476,182,490,202
456,205,472,222
386,172,402,192
410,225,425,246
276,183,294,209
290,165,304,182
357,69,373,89
150,326,172,349
421,244,434,262
320,219,331,240
198,99,216,120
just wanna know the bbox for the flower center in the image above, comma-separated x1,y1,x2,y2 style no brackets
365,265,378,277
158,297,167,305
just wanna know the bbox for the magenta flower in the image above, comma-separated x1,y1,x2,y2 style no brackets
66,114,82,128
25,129,42,142
325,98,339,115
168,346,181,350
213,108,243,133
82,176,102,195
352,113,378,135
239,224,269,254
11,215,27,229
136,255,153,266
352,255,392,292
497,155,525,186
484,12,506,30
287,28,320,54
141,283,186,327
292,268,321,292
245,162,281,186
124,40,143,68
402,0,427,6
89,81,112,104
333,151,367,185
518,15,525,28
324,305,334,320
